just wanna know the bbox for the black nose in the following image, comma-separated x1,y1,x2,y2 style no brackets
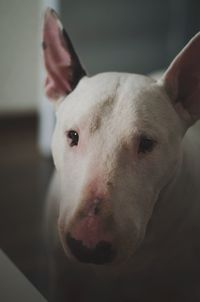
66,233,115,265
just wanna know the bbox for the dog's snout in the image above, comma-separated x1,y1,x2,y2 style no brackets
61,195,115,264
66,233,115,264
87,198,101,216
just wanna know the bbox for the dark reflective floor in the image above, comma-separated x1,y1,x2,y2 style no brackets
0,115,53,299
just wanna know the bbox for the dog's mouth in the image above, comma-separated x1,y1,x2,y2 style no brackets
66,232,116,265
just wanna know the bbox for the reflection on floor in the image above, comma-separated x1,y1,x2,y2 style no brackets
0,114,54,299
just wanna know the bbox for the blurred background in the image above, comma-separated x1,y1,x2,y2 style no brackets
0,0,200,299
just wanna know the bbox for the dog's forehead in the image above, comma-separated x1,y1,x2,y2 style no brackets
75,72,157,109
58,72,172,134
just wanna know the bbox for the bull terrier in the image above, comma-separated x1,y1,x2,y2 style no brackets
43,8,200,302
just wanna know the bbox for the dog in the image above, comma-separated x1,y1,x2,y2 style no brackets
43,8,200,302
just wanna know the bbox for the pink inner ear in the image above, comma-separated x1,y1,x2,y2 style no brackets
163,33,200,121
43,10,74,100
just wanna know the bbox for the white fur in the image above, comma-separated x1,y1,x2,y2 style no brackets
43,18,200,299
50,72,185,261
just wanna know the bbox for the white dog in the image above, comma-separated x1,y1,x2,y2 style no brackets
43,8,200,302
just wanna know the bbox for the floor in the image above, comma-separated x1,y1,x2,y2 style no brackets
0,115,54,299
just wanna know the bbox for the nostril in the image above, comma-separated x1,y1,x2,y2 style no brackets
66,233,115,265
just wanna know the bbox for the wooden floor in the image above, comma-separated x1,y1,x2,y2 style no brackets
0,115,54,299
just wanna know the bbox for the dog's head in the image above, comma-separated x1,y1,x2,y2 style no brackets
43,9,200,266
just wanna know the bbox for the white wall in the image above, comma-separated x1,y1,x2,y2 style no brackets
0,0,41,114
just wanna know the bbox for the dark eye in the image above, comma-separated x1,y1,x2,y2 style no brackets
67,130,79,147
138,135,155,154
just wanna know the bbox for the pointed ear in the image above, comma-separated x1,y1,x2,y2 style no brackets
161,33,200,126
42,8,86,101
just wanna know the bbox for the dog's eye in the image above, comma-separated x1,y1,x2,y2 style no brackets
138,135,155,154
67,130,79,147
